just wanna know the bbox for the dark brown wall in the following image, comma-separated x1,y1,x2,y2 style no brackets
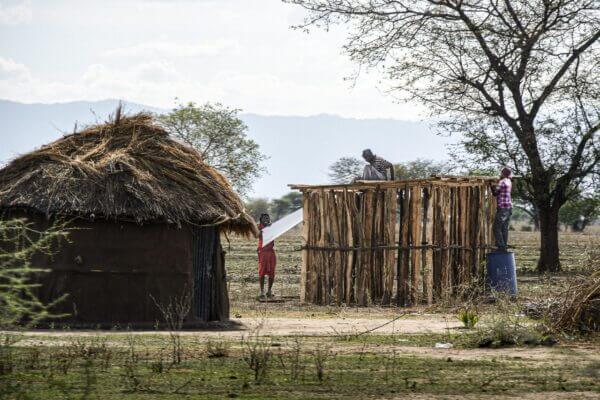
2,209,227,327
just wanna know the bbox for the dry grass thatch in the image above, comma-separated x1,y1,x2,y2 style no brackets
0,108,258,236
551,270,600,334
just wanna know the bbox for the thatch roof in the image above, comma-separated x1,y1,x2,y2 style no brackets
0,110,258,236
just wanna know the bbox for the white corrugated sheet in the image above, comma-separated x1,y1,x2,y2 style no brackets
261,208,303,246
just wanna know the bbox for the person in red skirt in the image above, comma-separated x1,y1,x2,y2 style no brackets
258,213,276,299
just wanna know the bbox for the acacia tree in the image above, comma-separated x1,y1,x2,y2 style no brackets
328,157,364,183
0,219,67,328
395,159,454,180
158,102,266,198
285,0,600,272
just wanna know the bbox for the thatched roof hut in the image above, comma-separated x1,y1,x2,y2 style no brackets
0,110,257,327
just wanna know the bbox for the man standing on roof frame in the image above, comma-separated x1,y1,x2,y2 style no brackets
361,149,395,181
491,167,513,252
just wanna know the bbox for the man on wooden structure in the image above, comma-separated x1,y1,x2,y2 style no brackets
491,167,513,251
361,149,395,181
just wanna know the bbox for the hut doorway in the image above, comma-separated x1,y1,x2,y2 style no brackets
191,226,229,322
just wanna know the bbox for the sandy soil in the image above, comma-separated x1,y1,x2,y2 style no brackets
11,314,460,339
233,314,459,336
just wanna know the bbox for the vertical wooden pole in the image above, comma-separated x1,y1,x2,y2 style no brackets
300,191,309,303
308,191,318,304
357,190,370,306
317,190,326,304
460,186,469,286
396,188,404,306
470,186,481,281
369,187,380,302
422,186,434,305
382,188,397,305
432,185,442,298
440,186,451,298
399,185,411,306
328,190,343,305
410,185,422,305
345,190,356,304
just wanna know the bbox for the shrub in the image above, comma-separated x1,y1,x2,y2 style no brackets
241,331,272,383
0,219,68,328
550,269,600,334
458,309,479,329
206,340,229,358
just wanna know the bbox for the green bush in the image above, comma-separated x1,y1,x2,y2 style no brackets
0,218,68,328
458,309,479,329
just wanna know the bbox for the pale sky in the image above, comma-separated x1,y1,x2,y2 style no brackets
0,0,423,119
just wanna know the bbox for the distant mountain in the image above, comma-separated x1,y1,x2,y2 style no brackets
0,99,456,198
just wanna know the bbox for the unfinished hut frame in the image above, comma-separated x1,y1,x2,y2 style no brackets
290,177,497,306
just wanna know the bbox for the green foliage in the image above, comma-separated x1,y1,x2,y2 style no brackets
0,219,68,329
394,159,454,180
270,192,302,220
245,198,271,221
328,157,364,183
457,309,479,329
246,192,302,222
158,101,266,197
559,193,600,231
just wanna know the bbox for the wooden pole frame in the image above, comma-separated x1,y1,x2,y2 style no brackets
295,176,495,306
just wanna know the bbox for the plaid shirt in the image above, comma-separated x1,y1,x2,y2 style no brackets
495,178,512,208
371,156,393,176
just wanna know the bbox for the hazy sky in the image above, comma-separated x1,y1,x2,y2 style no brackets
0,0,423,119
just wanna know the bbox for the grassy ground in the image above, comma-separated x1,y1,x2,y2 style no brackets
2,228,599,399
3,331,599,399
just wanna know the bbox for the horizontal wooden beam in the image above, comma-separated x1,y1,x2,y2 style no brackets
289,176,497,191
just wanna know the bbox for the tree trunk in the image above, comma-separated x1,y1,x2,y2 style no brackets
532,207,540,231
536,206,561,273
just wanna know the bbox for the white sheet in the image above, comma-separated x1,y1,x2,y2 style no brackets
261,208,303,246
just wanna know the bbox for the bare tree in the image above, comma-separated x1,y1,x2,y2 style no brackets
284,0,600,272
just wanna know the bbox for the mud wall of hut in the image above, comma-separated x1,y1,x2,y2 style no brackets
2,209,229,327
295,179,496,306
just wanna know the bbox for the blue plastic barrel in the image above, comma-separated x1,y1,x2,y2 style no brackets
485,252,518,296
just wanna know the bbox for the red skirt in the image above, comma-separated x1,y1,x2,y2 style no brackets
258,250,276,278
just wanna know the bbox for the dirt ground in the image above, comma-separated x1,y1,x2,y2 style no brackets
13,314,468,338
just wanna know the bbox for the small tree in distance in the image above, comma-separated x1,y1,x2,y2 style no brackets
394,159,454,180
328,157,364,184
158,102,267,198
559,192,600,232
246,198,271,221
245,192,303,222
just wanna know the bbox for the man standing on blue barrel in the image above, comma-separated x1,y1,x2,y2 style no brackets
491,167,513,251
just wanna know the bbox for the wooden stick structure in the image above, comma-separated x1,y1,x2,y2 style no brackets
290,177,497,306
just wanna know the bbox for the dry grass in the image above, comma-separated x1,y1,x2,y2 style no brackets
550,270,600,334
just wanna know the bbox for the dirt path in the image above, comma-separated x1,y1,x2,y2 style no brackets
233,314,458,336
13,315,459,338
